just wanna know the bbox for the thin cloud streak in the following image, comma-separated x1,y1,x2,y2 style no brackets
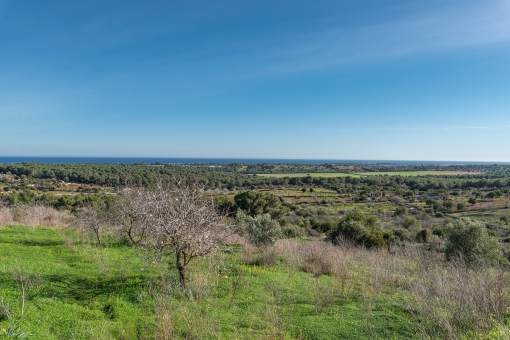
229,1,510,80
450,126,506,130
336,125,510,132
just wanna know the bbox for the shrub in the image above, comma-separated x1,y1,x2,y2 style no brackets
214,196,238,217
432,227,444,237
282,224,305,238
328,210,377,241
394,206,407,216
240,213,282,248
382,231,396,243
445,220,503,265
401,216,421,230
234,191,288,219
329,220,367,243
309,218,334,233
393,228,410,242
416,229,431,243
359,233,387,249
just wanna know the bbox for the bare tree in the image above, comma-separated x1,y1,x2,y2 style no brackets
112,186,152,245
116,180,232,288
77,204,109,245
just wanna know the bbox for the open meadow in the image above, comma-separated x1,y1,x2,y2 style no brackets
1,223,510,339
257,171,481,178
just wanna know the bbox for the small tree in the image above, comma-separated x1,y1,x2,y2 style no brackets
117,181,232,288
401,216,422,230
239,213,282,248
445,219,503,266
234,191,287,220
394,206,407,216
76,203,109,245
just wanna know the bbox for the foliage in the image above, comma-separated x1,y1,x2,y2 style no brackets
401,216,421,229
333,220,368,242
1,225,509,339
328,210,386,249
213,196,238,217
238,212,282,248
415,229,431,243
444,219,503,265
359,233,387,249
394,206,407,216
234,190,288,220
282,224,306,238
0,324,31,339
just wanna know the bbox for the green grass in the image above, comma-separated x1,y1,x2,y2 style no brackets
258,171,477,178
3,225,507,339
0,225,424,339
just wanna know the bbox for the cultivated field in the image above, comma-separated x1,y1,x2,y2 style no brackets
258,171,481,178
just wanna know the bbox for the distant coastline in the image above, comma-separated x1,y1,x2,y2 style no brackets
0,156,508,166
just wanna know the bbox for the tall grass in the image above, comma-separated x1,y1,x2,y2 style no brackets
0,205,70,228
274,238,510,339
1,223,509,339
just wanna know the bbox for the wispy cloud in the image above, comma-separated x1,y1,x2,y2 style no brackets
450,126,506,130
345,125,510,132
229,0,510,79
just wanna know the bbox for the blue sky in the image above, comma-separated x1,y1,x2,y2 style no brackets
1,0,510,161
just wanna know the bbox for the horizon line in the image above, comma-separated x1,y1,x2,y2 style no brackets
0,156,509,164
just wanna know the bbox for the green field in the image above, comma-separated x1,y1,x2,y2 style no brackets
257,173,359,178
2,226,509,339
258,171,477,178
0,226,425,339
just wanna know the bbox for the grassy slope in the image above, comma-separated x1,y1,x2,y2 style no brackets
0,226,421,339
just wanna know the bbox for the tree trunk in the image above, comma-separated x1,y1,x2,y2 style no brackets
176,253,186,289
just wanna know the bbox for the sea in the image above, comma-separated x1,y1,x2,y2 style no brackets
0,157,508,166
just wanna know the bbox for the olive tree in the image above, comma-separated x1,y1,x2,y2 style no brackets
238,212,282,248
445,219,503,266
116,181,232,288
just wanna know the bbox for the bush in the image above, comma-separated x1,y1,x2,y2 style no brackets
282,224,305,238
445,220,504,265
214,196,238,217
240,213,282,248
234,191,288,219
432,227,444,238
394,206,407,216
393,228,409,242
328,210,386,249
359,233,387,249
309,218,334,233
329,220,367,243
401,216,421,230
416,229,431,243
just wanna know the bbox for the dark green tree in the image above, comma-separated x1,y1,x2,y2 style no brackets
445,220,503,265
234,191,287,220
